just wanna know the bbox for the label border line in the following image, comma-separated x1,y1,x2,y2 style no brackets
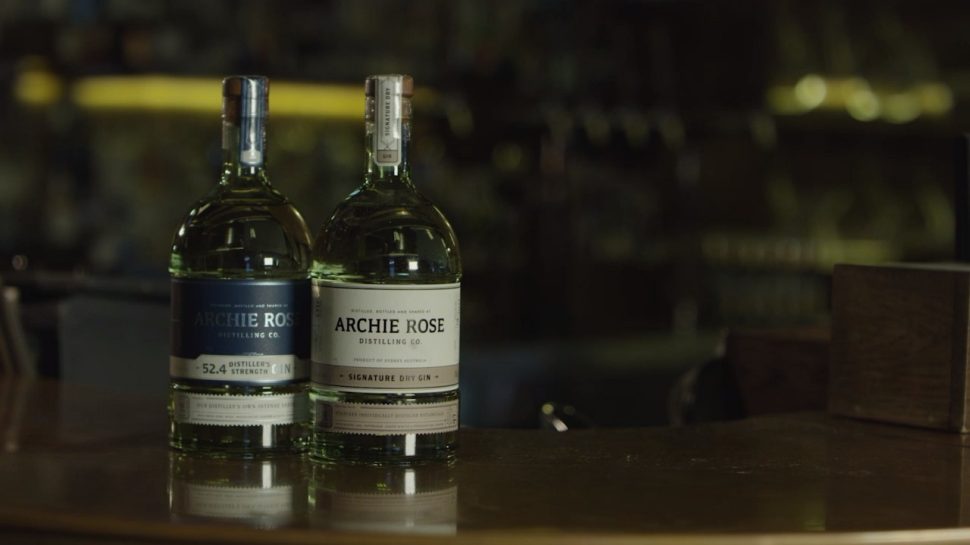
311,282,460,291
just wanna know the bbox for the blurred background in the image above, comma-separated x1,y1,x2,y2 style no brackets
0,0,964,428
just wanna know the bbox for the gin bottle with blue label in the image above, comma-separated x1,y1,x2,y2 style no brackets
169,76,312,456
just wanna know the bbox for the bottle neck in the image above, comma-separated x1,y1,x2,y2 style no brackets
364,76,413,189
221,115,268,183
365,118,412,187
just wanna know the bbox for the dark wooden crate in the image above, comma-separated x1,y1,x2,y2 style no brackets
830,263,970,432
727,326,830,416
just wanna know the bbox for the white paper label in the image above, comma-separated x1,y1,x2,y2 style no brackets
316,400,459,435
173,392,308,426
311,281,460,394
373,75,403,167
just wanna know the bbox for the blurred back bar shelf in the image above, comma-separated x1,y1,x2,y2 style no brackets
1,1,967,425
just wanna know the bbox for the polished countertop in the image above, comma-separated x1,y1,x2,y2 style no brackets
1,378,969,544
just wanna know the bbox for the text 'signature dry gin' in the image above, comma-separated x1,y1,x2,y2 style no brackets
169,76,312,456
310,75,461,463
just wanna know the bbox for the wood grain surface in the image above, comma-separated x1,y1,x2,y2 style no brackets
831,263,970,431
1,379,970,544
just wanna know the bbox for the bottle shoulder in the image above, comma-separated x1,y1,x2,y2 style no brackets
190,180,291,210
170,182,312,279
325,186,457,237
175,185,308,235
311,185,461,284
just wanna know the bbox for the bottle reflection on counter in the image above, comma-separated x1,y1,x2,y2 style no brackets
168,452,308,529
309,462,457,535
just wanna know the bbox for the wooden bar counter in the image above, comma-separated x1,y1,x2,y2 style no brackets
1,379,969,544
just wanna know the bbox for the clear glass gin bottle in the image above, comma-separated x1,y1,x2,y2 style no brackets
169,76,312,456
310,75,461,463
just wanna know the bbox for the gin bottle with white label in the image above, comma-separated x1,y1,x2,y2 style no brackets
310,75,461,463
169,76,312,456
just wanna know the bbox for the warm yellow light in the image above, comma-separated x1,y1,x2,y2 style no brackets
793,74,827,110
815,239,895,269
71,76,367,119
821,77,866,109
915,82,953,116
701,234,897,272
845,82,880,122
766,84,803,115
766,75,955,123
881,91,921,124
270,82,360,118
14,68,62,106
767,74,834,115
73,76,218,112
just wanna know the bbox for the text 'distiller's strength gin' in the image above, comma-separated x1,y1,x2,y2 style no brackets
169,76,312,456
310,75,461,463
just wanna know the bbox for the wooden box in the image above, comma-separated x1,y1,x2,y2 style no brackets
727,326,830,416
831,263,970,432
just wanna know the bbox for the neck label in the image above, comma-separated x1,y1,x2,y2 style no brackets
374,76,402,168
238,108,264,167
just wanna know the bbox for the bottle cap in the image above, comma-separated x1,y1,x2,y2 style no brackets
222,75,268,120
222,75,268,166
365,74,414,98
364,75,413,126
366,75,411,167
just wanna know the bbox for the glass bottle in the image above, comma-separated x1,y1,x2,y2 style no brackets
169,452,308,528
310,75,461,463
309,462,457,534
169,75,312,456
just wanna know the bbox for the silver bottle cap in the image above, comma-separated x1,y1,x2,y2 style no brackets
223,75,268,117
222,76,268,167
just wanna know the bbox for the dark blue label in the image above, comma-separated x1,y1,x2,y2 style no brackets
171,279,310,359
